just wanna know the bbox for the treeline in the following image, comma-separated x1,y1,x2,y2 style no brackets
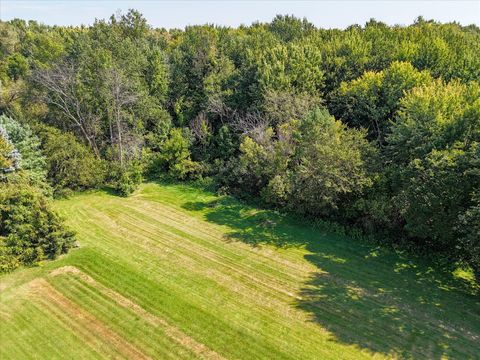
0,12,479,280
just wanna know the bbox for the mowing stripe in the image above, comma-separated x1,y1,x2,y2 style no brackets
28,278,151,360
50,266,225,360
45,183,479,360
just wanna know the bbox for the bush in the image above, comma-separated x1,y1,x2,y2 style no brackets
0,182,75,272
261,173,292,207
113,161,143,196
155,127,203,180
35,125,106,193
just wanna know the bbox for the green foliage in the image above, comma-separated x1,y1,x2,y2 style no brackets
0,127,16,172
236,130,276,194
157,127,202,179
317,28,372,94
0,117,75,272
22,28,65,66
143,107,172,150
387,80,479,162
0,183,75,272
0,115,47,188
254,41,324,98
268,15,315,43
263,89,322,126
0,21,20,57
330,61,432,142
145,48,169,103
112,161,143,196
456,193,480,283
214,124,235,160
2,12,480,281
170,26,234,124
35,125,105,193
395,149,474,247
384,80,480,256
5,53,28,80
287,109,374,214
228,108,374,216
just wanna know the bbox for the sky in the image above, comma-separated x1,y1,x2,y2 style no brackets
1,1,479,29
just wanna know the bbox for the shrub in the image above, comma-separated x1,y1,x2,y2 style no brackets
113,161,144,196
156,127,203,180
0,183,75,272
35,125,106,193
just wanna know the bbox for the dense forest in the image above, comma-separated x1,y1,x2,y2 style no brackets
0,11,479,283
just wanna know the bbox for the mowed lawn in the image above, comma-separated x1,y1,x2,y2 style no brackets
1,183,479,359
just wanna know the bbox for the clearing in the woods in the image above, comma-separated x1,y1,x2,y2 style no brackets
1,182,479,359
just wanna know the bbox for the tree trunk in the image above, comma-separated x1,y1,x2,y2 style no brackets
116,107,124,168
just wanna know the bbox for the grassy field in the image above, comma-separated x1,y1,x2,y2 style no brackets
1,182,479,359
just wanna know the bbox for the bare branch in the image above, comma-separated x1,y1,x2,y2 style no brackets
33,60,101,157
189,112,212,145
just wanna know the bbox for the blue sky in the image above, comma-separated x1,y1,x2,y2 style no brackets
1,1,479,29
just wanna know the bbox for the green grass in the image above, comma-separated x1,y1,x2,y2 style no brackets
1,182,479,359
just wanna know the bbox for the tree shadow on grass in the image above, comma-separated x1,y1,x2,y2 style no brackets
183,197,480,359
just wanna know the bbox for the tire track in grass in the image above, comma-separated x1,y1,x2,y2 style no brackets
2,296,87,359
88,206,319,339
1,315,32,359
28,278,152,360
84,195,312,282
50,266,226,360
